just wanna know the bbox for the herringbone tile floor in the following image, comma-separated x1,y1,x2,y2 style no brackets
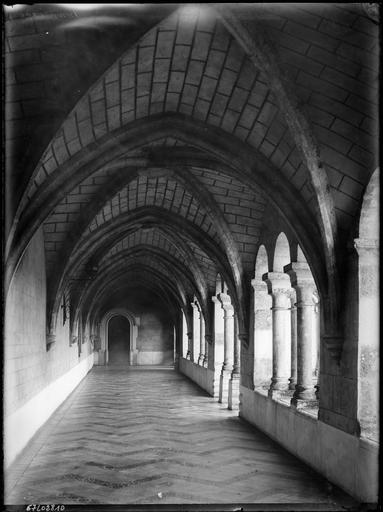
5,366,358,508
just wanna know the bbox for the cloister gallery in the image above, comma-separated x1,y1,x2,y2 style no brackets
3,3,379,508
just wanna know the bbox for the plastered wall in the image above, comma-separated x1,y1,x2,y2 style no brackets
4,227,94,466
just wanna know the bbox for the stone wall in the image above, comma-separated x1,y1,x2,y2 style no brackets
102,289,175,365
240,386,379,503
4,227,94,466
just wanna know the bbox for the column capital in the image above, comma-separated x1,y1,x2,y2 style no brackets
354,238,379,258
251,278,268,294
217,292,234,313
191,301,201,314
284,262,315,286
262,271,291,291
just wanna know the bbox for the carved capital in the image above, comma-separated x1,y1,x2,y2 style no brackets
217,292,234,313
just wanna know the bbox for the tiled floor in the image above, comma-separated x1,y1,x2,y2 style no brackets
5,366,359,509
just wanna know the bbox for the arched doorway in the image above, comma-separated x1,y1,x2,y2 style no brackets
108,316,131,365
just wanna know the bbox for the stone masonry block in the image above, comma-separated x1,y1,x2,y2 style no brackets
307,45,360,78
326,165,344,188
228,87,248,113
121,88,135,112
185,60,204,85
297,71,348,102
172,45,191,72
121,65,135,90
339,176,364,200
205,49,226,79
182,84,198,106
284,20,339,53
107,106,121,131
138,46,155,73
106,81,120,108
210,93,229,116
348,146,375,168
321,146,365,182
199,76,217,101
136,73,152,97
221,109,240,132
279,46,324,77
217,68,236,96
225,40,243,72
270,28,309,55
192,32,212,61
52,136,69,166
156,31,176,59
168,71,185,92
78,119,94,147
91,100,106,126
315,125,353,155
238,105,258,130
104,65,119,84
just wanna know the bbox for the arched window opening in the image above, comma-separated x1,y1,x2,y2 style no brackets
273,232,291,272
355,168,379,441
252,245,272,392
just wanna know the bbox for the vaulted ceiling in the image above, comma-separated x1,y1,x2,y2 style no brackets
4,3,379,336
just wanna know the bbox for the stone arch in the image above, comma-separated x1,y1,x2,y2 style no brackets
99,308,140,366
273,232,291,272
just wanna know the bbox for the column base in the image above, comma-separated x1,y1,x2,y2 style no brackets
268,378,290,398
218,369,231,404
228,375,240,410
291,396,318,409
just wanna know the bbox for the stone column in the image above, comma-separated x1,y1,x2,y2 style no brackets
228,315,241,410
251,279,272,388
289,294,298,391
198,312,205,365
211,296,224,398
218,293,234,404
186,331,193,361
312,294,320,399
263,272,292,397
191,302,201,364
203,334,210,367
285,263,317,407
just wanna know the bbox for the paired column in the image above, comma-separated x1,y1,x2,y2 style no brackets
191,301,201,364
211,295,225,398
285,263,317,407
289,293,298,391
186,331,193,361
263,272,292,397
198,312,205,365
228,315,241,410
217,293,234,404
